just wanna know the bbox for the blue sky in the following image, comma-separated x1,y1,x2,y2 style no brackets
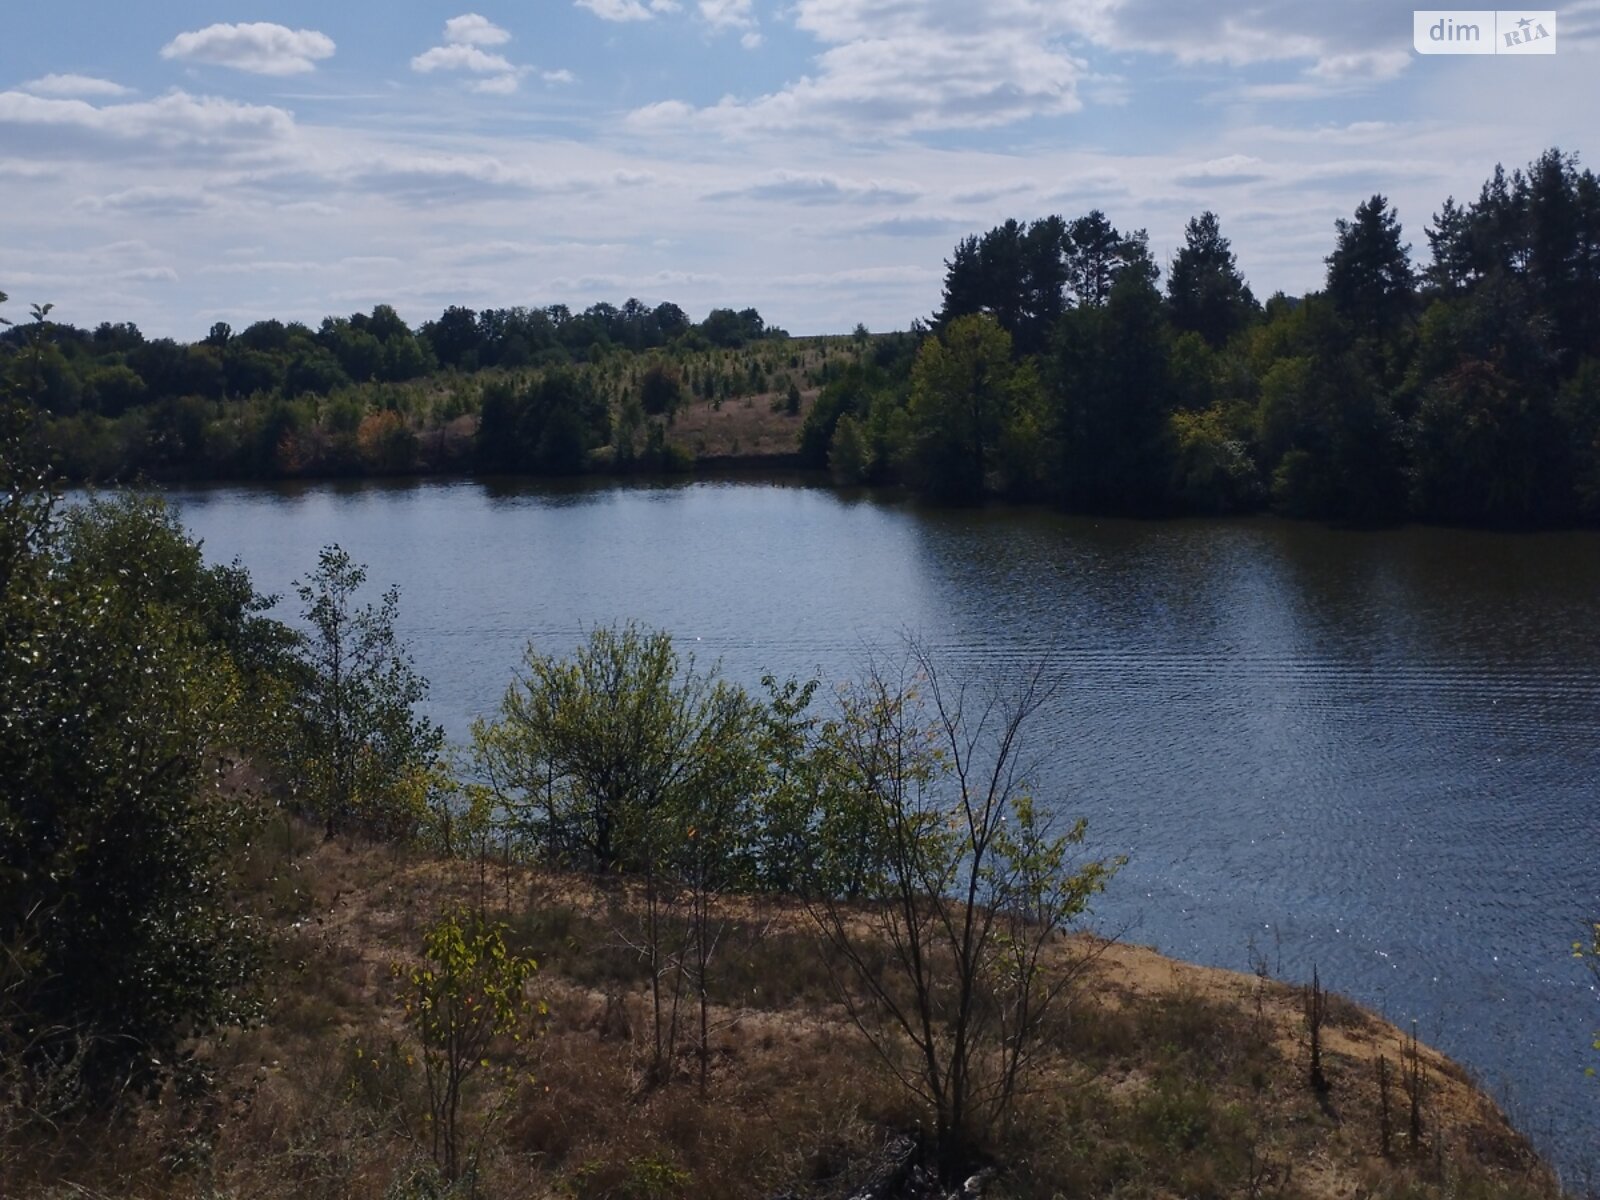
4,1,1598,338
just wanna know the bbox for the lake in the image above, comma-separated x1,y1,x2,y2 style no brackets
161,474,1600,1177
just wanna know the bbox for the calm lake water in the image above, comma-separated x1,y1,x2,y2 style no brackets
162,475,1600,1177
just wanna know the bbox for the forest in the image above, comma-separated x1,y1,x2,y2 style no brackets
6,146,1600,526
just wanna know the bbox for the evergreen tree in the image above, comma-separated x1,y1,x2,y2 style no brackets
1424,196,1474,296
1326,194,1416,340
1051,271,1175,512
1166,211,1258,348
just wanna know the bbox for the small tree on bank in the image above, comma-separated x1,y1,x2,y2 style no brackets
290,546,443,839
402,907,541,1182
804,643,1122,1181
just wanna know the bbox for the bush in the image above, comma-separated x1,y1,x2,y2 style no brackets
0,463,269,1091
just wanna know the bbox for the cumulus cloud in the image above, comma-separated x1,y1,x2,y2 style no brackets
412,44,517,74
1075,0,1416,90
20,74,133,98
351,154,654,202
413,14,567,95
629,4,1087,135
699,0,754,30
160,22,335,76
443,14,512,46
632,0,1425,138
0,89,294,161
576,0,680,20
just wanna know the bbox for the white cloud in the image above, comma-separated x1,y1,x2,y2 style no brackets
412,45,517,75
20,74,133,98
741,32,764,49
634,0,1428,138
629,3,1087,135
471,74,522,95
0,89,294,160
1307,50,1411,82
115,266,180,283
6,0,1584,342
201,260,324,275
704,170,923,204
0,158,61,180
699,0,754,29
160,22,335,76
443,14,512,46
350,155,655,202
576,0,680,20
77,185,218,216
412,15,567,95
951,179,1038,204
831,213,969,237
768,264,939,289
1173,155,1270,187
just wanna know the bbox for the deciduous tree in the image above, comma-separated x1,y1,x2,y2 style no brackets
289,546,443,839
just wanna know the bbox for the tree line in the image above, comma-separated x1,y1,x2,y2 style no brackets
10,145,1600,525
1,296,788,481
820,146,1600,525
2,297,782,417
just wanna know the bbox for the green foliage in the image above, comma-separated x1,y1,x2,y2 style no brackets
1326,194,1416,341
904,314,1045,501
476,371,610,474
1557,359,1600,519
797,361,893,469
1410,360,1571,523
1168,408,1262,513
59,492,299,746
1052,271,1176,513
638,362,685,417
0,444,268,1090
287,546,444,839
1166,211,1258,349
473,623,759,874
403,907,541,1181
565,1155,692,1199
827,412,869,484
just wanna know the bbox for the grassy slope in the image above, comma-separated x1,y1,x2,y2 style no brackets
7,805,1561,1200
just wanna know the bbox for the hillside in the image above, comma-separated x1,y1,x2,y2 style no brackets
7,806,1561,1200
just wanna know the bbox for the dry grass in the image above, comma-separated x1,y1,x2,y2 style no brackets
664,389,816,462
2,825,1566,1200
